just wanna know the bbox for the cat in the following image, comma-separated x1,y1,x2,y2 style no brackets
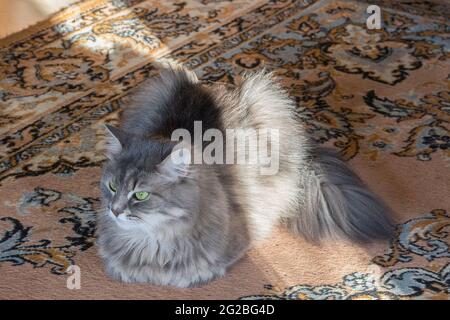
97,65,393,287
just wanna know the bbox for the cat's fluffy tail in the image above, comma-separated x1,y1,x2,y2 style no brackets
284,147,394,242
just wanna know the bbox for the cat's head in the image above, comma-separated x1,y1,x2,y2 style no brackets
100,125,197,230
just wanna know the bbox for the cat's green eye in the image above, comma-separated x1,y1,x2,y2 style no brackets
134,191,149,201
108,181,117,193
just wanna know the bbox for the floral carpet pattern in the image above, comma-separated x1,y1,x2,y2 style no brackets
0,0,449,299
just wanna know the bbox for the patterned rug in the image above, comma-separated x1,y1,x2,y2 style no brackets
0,0,449,299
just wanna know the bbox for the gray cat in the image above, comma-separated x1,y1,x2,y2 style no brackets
97,65,393,287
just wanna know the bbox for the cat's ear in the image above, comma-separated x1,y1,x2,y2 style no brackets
158,142,193,180
104,124,127,159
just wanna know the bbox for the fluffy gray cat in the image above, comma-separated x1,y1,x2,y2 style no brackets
97,65,393,287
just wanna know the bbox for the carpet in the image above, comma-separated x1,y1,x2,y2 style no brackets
0,0,449,299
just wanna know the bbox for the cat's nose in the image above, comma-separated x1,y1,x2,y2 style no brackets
111,208,122,217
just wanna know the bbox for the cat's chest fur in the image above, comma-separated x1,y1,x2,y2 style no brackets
97,213,235,287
